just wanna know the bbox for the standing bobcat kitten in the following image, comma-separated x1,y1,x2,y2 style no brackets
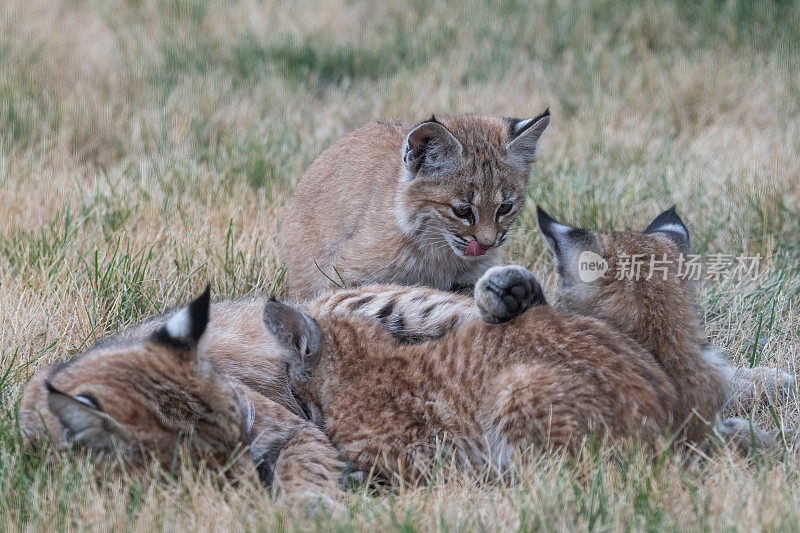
280,110,550,298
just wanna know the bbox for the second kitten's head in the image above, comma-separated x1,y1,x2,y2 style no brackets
395,111,550,259
536,206,702,353
29,288,255,480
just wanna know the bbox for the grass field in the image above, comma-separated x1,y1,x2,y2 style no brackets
2,0,800,530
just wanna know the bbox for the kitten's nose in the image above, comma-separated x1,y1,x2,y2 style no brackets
472,235,495,250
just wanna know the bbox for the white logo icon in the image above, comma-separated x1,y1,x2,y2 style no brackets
578,251,609,282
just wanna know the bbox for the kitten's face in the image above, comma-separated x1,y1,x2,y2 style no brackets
40,288,252,477
402,161,526,258
45,339,247,468
396,112,549,259
537,206,697,337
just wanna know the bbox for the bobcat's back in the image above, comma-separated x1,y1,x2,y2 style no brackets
292,307,676,479
281,122,408,296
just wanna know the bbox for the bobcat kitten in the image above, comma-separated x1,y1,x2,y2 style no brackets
18,280,544,499
19,289,343,503
280,111,550,298
266,208,741,481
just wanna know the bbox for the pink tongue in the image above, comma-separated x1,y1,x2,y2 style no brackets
465,240,486,257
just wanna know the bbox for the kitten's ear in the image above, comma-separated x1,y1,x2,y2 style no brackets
537,206,602,285
643,206,691,250
46,382,125,448
506,108,550,168
263,297,321,371
150,285,211,362
402,116,463,180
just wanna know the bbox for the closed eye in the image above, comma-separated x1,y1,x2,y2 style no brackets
75,392,102,411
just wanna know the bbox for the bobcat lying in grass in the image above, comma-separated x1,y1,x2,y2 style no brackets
267,207,794,482
19,289,344,503
19,211,793,499
17,276,546,502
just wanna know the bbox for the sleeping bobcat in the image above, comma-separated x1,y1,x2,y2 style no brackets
19,289,344,503
280,110,551,298
266,207,792,481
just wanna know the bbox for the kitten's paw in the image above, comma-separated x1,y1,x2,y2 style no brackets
728,366,796,409
715,417,790,455
286,491,343,516
715,417,757,455
760,368,796,407
343,469,367,488
475,266,547,324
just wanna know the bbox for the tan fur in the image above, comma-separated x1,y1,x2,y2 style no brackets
19,297,343,503
280,112,549,298
268,210,761,482
18,214,788,496
310,270,790,420
279,308,675,481
551,231,730,443
17,285,493,498
19,337,255,478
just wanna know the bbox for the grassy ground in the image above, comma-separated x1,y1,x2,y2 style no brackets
2,0,800,530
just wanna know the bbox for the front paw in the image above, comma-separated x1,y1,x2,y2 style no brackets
729,366,796,409
475,266,547,324
760,368,795,407
714,417,762,455
715,416,793,455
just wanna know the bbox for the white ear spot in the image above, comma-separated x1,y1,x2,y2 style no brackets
165,307,191,340
548,220,572,239
513,117,535,135
653,223,688,238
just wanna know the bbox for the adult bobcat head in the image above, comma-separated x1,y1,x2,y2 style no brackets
37,288,253,477
396,110,550,258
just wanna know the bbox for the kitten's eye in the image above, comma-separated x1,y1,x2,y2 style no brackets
452,205,473,221
497,203,514,217
75,393,102,411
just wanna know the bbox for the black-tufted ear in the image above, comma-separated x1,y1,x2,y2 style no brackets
401,116,463,181
505,108,550,168
537,206,604,285
150,285,211,360
643,206,691,250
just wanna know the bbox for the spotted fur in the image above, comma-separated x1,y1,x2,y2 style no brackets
268,208,795,482
269,300,676,482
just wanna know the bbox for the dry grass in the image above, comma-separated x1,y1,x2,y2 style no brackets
2,0,800,530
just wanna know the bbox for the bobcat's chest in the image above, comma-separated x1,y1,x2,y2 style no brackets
376,240,498,290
